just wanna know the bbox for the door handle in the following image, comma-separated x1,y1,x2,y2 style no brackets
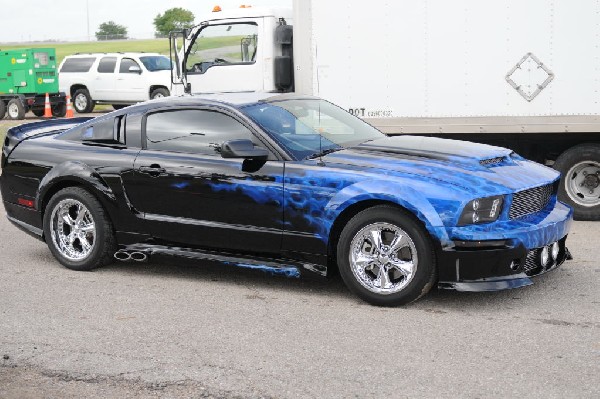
139,164,166,177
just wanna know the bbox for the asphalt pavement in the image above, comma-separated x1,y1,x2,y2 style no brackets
0,200,598,398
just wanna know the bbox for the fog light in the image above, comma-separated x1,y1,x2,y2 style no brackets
551,242,560,260
540,246,550,266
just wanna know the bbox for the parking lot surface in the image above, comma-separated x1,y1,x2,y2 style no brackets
0,201,599,398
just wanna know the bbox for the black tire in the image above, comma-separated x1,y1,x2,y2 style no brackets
554,144,600,221
43,187,116,271
150,88,169,100
32,109,45,117
72,89,95,113
7,99,25,120
51,102,67,118
112,104,127,110
337,205,436,306
0,100,6,119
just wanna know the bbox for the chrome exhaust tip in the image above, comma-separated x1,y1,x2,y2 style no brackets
130,252,148,262
114,251,131,261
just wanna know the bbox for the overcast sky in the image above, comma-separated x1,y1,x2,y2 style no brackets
1,0,292,43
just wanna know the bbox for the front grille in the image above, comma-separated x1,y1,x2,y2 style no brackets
479,156,505,166
509,184,553,219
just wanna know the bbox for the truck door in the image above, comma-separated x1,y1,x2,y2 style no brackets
184,21,263,93
93,56,117,101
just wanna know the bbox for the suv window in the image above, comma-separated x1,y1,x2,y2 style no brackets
145,110,252,155
60,57,96,73
97,57,117,73
120,58,140,73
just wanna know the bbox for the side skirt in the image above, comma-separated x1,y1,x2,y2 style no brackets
117,243,328,278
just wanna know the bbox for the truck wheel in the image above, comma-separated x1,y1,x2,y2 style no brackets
52,103,67,118
337,205,436,306
73,89,95,113
7,99,25,120
32,109,45,117
150,88,169,100
554,144,600,221
0,100,6,119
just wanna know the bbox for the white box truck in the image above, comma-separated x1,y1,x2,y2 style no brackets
170,0,600,220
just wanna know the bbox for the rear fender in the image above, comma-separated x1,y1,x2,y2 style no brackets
37,161,117,214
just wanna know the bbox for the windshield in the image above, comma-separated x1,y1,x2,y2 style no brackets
241,99,384,160
140,56,172,72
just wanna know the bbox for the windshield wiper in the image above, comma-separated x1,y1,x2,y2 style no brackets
305,147,343,160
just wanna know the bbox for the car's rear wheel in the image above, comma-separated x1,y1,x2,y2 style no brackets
43,187,116,271
150,88,169,100
73,89,95,113
337,206,436,306
7,99,25,120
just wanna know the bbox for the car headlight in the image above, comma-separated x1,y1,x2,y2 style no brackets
458,195,504,225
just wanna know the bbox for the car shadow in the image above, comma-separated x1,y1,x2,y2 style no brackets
91,253,573,310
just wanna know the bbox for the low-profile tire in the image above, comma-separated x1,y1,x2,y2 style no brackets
554,144,600,221
73,89,95,113
150,88,169,100
7,99,25,120
51,102,67,118
112,104,127,110
337,205,436,306
0,100,6,119
43,187,116,271
32,109,45,117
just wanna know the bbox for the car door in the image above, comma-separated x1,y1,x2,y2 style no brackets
131,107,284,254
92,56,117,101
116,57,146,102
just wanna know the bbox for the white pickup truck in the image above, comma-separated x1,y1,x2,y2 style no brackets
58,52,172,113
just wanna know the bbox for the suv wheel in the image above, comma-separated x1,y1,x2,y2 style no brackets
150,88,169,100
73,89,95,113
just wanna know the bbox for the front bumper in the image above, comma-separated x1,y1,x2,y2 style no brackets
436,200,573,292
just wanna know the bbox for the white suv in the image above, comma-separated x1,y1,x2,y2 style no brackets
58,53,172,113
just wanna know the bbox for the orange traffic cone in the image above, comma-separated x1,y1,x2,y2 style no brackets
65,95,74,118
43,93,52,118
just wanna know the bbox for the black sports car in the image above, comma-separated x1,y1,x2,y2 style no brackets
0,93,572,306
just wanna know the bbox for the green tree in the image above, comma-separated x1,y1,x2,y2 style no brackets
95,21,128,41
154,7,195,37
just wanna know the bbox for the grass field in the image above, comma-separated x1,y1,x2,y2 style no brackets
0,36,242,65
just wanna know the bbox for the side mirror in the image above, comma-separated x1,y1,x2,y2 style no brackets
129,65,142,74
220,139,269,160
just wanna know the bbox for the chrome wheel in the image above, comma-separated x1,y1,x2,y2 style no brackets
50,199,96,261
7,102,20,118
349,222,418,295
152,92,165,99
565,161,600,207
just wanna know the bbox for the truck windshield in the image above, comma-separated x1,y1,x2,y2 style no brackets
241,99,384,160
139,56,172,72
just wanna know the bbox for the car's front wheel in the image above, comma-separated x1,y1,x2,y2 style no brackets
337,206,436,306
43,187,116,271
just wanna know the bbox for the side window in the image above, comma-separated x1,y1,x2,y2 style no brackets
97,57,117,73
186,23,258,74
60,57,96,73
145,110,252,155
119,58,140,73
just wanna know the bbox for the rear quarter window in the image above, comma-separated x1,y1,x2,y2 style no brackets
60,57,97,73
